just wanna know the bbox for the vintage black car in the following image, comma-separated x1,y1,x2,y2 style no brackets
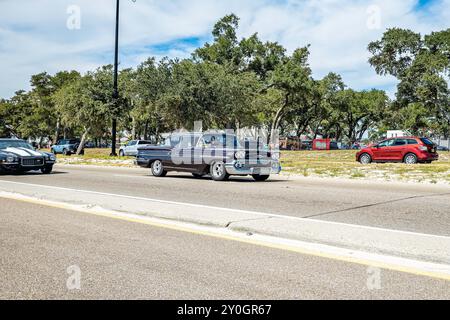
136,133,281,181
0,139,56,174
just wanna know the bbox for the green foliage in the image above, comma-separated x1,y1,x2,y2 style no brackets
3,15,448,146
369,27,450,136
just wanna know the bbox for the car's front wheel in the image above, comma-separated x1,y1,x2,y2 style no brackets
151,160,167,177
252,175,270,182
119,150,125,157
359,153,372,165
404,153,418,165
62,149,71,156
210,161,230,181
41,165,53,174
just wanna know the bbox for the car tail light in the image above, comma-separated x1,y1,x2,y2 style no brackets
419,146,428,151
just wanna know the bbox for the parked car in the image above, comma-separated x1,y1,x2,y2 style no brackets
356,137,439,165
136,132,281,181
51,139,83,156
437,145,449,152
119,140,154,157
0,139,56,174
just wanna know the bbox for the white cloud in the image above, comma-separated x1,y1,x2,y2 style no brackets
0,0,449,98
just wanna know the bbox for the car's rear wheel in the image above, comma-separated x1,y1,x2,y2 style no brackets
404,153,418,165
359,153,372,165
62,149,70,156
210,161,229,181
41,165,53,174
151,160,167,177
252,175,270,182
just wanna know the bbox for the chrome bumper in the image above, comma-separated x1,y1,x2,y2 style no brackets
225,160,281,175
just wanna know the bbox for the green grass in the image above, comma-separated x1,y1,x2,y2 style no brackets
280,150,450,183
42,148,450,183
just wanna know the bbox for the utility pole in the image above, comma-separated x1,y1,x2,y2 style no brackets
110,0,120,156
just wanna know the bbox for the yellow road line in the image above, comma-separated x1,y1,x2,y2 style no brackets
1,193,450,282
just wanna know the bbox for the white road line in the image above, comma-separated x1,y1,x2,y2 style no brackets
1,191,449,280
0,179,449,240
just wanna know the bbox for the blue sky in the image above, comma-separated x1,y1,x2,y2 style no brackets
0,0,449,99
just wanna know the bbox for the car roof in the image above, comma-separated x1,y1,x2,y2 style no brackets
384,136,419,139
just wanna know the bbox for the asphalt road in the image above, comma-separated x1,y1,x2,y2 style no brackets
1,198,449,300
0,165,449,236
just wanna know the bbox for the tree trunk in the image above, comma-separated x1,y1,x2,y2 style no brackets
76,128,89,155
268,93,290,145
131,116,136,140
54,118,61,146
143,121,149,141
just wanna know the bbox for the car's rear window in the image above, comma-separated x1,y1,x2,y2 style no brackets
420,138,434,146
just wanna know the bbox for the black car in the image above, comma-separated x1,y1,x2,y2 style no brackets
0,139,56,174
136,133,281,182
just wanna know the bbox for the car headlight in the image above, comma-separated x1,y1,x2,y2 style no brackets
50,155,56,161
6,155,15,163
235,151,246,160
271,152,280,160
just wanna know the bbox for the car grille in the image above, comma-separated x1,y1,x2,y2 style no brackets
22,158,44,166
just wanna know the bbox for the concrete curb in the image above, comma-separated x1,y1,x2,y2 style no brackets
0,180,449,264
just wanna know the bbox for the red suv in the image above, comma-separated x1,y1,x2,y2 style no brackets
356,137,439,165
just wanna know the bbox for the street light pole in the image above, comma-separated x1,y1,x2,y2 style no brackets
111,0,120,157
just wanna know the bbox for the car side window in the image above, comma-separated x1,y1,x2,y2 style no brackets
128,141,137,146
378,140,394,148
200,135,213,148
394,139,407,146
178,135,198,148
408,139,418,145
201,135,224,149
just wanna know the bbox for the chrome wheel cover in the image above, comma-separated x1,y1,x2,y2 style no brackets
405,155,416,164
360,154,371,164
153,160,162,173
213,163,224,177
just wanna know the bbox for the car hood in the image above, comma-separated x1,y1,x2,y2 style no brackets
0,147,46,157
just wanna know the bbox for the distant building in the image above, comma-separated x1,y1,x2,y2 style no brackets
387,130,407,138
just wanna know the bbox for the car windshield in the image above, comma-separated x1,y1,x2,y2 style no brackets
0,140,34,150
